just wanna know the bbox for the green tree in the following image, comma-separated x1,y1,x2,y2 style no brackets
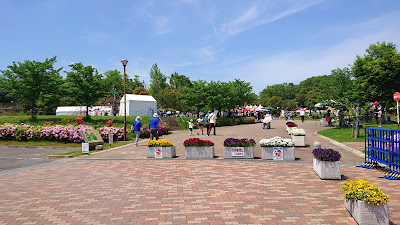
132,86,151,95
0,56,62,119
64,62,105,117
149,63,167,96
170,72,192,89
352,42,400,107
180,80,209,112
229,79,257,106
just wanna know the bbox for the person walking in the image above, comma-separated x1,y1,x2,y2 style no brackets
207,110,217,136
131,116,143,147
188,119,194,135
300,109,305,123
378,107,383,127
197,116,204,135
149,113,159,140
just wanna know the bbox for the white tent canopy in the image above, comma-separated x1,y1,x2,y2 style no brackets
118,94,157,117
56,106,112,116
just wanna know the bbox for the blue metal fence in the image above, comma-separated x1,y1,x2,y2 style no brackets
359,127,400,180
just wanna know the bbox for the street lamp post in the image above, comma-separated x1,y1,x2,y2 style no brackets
121,58,128,141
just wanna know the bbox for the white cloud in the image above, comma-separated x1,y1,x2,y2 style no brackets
215,0,322,39
154,17,171,35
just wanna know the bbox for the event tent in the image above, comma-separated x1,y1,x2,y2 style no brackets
118,94,157,117
56,106,112,116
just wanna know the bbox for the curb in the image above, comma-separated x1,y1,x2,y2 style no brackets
313,131,364,158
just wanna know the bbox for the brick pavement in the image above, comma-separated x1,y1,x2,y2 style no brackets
1,119,399,224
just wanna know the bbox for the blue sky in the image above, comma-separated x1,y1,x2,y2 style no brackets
1,0,400,94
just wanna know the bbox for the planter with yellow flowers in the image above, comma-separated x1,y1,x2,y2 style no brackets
146,139,175,158
341,179,390,225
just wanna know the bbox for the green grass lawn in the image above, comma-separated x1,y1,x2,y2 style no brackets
317,121,400,143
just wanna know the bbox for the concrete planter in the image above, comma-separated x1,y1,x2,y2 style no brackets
313,158,341,180
261,147,295,160
345,200,389,225
147,146,176,158
185,146,215,159
223,147,254,159
291,135,305,147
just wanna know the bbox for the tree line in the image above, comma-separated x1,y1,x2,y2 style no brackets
1,41,399,119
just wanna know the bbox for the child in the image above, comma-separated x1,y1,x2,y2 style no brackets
188,119,194,135
197,116,204,135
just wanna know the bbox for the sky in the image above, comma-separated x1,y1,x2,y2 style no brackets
1,0,400,95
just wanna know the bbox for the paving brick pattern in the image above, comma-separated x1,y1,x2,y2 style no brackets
1,160,399,224
1,119,399,224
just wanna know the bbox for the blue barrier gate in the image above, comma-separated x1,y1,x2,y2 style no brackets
359,127,400,180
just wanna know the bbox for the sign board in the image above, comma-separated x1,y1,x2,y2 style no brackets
108,132,113,145
231,147,245,157
82,143,89,154
155,147,163,158
394,92,400,102
273,147,284,160
80,130,104,144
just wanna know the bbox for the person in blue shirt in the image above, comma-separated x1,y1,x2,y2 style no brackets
131,116,143,146
149,113,159,140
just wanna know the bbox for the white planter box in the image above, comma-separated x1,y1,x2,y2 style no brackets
345,200,389,225
313,158,341,180
291,135,305,147
147,146,176,158
185,146,215,159
261,147,295,160
223,147,254,159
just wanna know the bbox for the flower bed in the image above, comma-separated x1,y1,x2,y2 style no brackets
291,127,306,136
184,138,215,159
147,139,175,158
313,148,341,180
140,123,171,138
223,138,255,159
341,179,390,224
223,138,255,147
259,136,295,160
0,123,124,143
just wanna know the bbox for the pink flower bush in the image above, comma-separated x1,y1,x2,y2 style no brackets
0,123,126,143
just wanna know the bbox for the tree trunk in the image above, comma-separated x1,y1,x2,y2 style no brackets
352,119,355,138
355,117,359,139
31,102,35,120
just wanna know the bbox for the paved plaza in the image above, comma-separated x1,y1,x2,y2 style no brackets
0,119,399,224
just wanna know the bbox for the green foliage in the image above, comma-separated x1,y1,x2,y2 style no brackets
64,63,105,116
0,56,63,119
149,63,167,96
352,42,400,108
132,86,151,95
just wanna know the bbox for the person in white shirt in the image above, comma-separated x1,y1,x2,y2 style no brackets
300,110,306,122
197,116,204,135
207,110,217,136
188,119,194,135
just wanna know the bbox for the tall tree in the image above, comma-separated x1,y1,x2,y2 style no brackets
170,72,193,89
64,63,105,117
0,56,62,119
149,63,167,96
352,42,400,107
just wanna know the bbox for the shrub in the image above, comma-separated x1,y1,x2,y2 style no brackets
243,117,255,124
259,136,294,147
223,138,256,147
216,117,234,127
340,179,390,205
183,138,214,147
140,123,170,138
147,139,174,147
234,117,244,125
312,148,341,161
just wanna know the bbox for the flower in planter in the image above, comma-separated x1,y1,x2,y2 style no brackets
312,148,341,161
291,127,306,136
147,139,174,147
183,138,214,147
286,121,297,127
223,138,256,147
259,136,294,147
340,179,390,205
